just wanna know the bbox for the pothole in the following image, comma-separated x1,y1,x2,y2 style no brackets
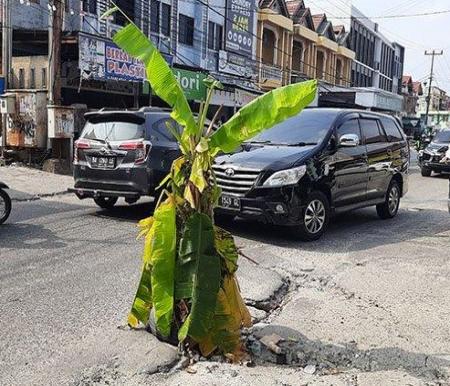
245,278,291,313
244,327,450,382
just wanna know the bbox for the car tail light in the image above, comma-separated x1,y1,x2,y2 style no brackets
74,138,91,163
119,141,150,165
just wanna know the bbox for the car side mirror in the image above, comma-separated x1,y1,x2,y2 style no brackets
339,133,360,147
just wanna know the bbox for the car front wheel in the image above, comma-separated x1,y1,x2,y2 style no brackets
421,167,432,177
376,180,400,219
290,191,330,241
94,196,118,209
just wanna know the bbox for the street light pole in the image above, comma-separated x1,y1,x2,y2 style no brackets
48,0,63,106
1,0,11,160
424,50,443,128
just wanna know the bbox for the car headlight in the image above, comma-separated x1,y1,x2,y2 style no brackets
263,165,307,187
418,150,424,157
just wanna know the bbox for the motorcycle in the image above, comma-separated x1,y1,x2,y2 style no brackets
414,132,432,152
0,182,12,225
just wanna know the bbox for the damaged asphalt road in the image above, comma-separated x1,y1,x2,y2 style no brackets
1,169,450,385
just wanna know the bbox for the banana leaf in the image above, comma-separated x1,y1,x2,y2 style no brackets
198,277,248,357
128,266,152,327
149,197,177,337
113,23,198,142
177,213,221,342
214,226,238,274
209,79,317,153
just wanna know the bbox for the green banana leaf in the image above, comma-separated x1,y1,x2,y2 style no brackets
177,213,221,342
209,79,317,153
113,22,198,141
214,226,238,274
128,265,153,328
149,197,177,337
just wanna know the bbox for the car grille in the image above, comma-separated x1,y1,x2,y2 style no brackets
422,153,431,161
212,164,261,197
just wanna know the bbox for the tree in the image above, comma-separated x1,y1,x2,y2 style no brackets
105,8,317,360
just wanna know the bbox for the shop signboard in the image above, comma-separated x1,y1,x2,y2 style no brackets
218,50,255,78
173,69,207,101
225,0,255,57
79,34,146,82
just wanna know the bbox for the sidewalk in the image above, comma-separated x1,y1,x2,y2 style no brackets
0,165,73,201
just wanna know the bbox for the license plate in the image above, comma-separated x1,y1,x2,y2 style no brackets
219,195,241,210
91,156,115,169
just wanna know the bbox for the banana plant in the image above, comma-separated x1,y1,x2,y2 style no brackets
106,7,317,359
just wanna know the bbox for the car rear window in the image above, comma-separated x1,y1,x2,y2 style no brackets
82,117,145,142
381,118,404,142
146,114,180,144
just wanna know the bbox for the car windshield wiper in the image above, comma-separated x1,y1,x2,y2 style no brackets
279,142,318,147
245,140,272,145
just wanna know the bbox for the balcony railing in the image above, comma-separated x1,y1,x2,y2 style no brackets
259,63,283,83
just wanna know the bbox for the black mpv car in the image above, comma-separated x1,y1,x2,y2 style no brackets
418,129,450,177
71,107,181,208
214,108,409,240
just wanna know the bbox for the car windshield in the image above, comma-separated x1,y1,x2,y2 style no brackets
247,109,338,146
432,130,450,143
82,118,145,142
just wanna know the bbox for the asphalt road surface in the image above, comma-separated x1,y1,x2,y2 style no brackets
1,167,449,386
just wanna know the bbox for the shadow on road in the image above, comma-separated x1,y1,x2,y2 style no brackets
91,201,156,223
252,325,450,382
221,207,450,253
0,223,66,250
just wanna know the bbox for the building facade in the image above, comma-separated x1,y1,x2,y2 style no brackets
255,0,355,92
306,2,405,113
401,75,422,118
417,85,449,128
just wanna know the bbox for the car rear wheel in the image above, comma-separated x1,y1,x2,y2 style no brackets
376,180,400,219
289,191,330,241
421,167,432,177
94,196,118,209
0,189,12,225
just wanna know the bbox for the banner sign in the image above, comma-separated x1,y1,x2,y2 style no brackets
173,69,207,101
105,42,146,81
218,50,255,78
79,34,145,82
225,0,255,56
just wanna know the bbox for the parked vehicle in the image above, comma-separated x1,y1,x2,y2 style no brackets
214,108,410,241
0,182,12,225
418,129,450,177
70,107,181,208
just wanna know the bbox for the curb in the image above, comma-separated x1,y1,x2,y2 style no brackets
10,189,72,203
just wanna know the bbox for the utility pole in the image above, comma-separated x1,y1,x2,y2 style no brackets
48,0,63,105
1,0,11,160
424,50,443,128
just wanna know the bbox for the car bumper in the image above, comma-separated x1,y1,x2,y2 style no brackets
73,164,153,198
215,186,306,226
418,160,450,173
69,187,141,200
